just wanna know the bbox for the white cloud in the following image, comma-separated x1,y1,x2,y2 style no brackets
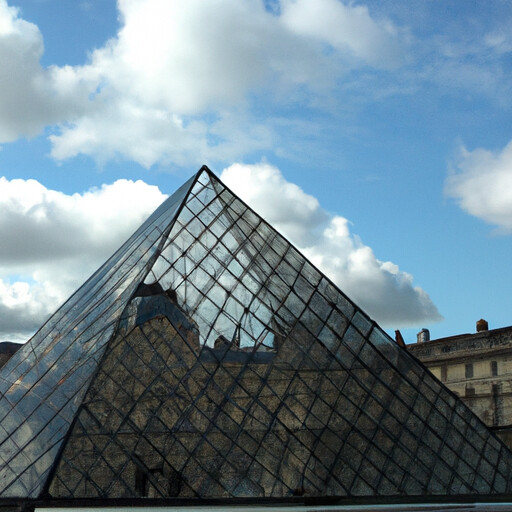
221,162,442,327
280,0,404,68
0,177,166,340
0,1,93,141
0,278,61,339
0,0,405,166
2,0,512,170
445,141,512,233
0,1,52,141
0,164,442,340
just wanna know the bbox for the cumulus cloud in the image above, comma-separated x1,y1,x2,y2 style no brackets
280,0,404,68
221,162,442,327
0,164,442,340
445,141,512,233
0,1,53,140
0,1,91,141
0,177,166,340
0,0,404,166
0,279,56,335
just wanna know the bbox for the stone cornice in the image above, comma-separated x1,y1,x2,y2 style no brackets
408,326,512,363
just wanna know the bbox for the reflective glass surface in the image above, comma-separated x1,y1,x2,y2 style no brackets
0,174,197,497
1,168,512,500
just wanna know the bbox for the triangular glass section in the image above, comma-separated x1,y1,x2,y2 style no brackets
0,172,198,498
1,167,512,500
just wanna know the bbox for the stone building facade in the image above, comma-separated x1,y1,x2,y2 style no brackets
408,322,512,448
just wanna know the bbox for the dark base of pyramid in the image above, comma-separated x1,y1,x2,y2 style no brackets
4,494,512,512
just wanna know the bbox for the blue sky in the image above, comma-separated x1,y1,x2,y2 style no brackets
1,0,512,344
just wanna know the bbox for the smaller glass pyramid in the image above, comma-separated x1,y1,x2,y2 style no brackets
0,167,511,501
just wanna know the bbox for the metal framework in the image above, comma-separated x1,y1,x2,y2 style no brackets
1,167,511,501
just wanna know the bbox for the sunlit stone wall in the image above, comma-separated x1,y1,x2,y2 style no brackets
409,326,512,448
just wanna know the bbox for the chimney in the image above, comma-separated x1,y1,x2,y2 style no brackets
417,328,430,344
476,319,488,332
395,330,406,348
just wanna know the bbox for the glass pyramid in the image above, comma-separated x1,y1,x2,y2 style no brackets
1,166,511,500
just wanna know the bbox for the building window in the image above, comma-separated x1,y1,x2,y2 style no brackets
491,361,498,377
441,365,447,382
465,387,475,397
465,363,473,379
492,383,502,427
